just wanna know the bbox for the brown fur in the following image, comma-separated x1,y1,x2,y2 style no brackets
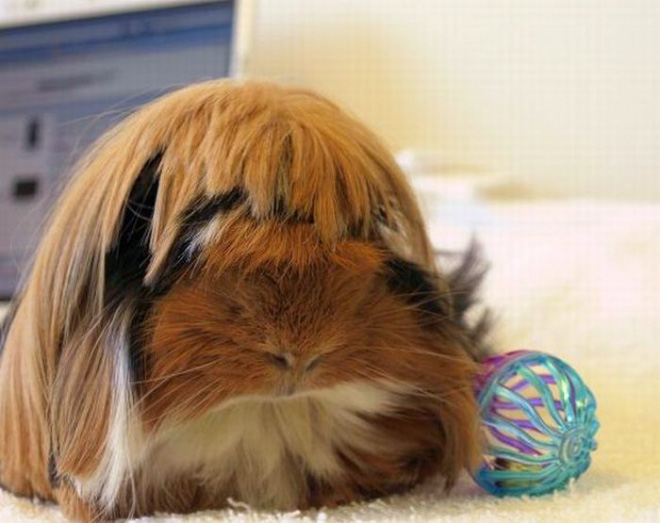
0,80,479,520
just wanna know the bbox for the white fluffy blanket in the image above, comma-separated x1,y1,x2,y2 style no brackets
1,200,659,521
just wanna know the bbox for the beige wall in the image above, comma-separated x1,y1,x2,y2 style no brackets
247,0,660,200
3,0,659,199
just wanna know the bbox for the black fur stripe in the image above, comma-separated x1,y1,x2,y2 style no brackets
104,153,162,383
104,153,162,298
48,449,60,487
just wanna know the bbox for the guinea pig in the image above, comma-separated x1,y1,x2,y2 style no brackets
0,81,488,521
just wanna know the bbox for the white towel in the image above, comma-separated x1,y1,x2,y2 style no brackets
1,200,658,522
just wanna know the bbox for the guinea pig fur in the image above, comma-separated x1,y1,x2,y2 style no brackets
0,81,487,521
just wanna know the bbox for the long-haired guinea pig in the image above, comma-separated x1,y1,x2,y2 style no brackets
0,81,489,520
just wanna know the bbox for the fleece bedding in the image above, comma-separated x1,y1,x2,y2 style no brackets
0,199,658,522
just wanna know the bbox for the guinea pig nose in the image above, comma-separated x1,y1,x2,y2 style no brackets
267,352,293,369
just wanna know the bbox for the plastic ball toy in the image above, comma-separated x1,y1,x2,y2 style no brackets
472,350,599,497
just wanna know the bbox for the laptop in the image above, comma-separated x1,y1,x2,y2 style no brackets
0,0,247,300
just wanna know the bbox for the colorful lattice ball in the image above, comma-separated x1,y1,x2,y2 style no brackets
472,350,599,497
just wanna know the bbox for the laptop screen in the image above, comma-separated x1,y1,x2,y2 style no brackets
0,0,236,298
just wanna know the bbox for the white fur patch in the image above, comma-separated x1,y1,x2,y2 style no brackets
186,218,220,260
141,381,405,509
74,306,143,510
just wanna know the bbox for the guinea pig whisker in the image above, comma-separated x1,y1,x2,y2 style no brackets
362,338,456,356
350,368,473,410
134,362,221,406
390,289,470,300
130,367,211,416
167,384,218,421
354,366,471,405
138,379,219,426
356,354,475,389
367,346,472,364
133,360,219,385
365,334,466,354
173,374,253,421
395,303,452,319
359,303,453,324
147,364,260,424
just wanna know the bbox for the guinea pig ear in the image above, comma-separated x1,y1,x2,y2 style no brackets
51,155,163,511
